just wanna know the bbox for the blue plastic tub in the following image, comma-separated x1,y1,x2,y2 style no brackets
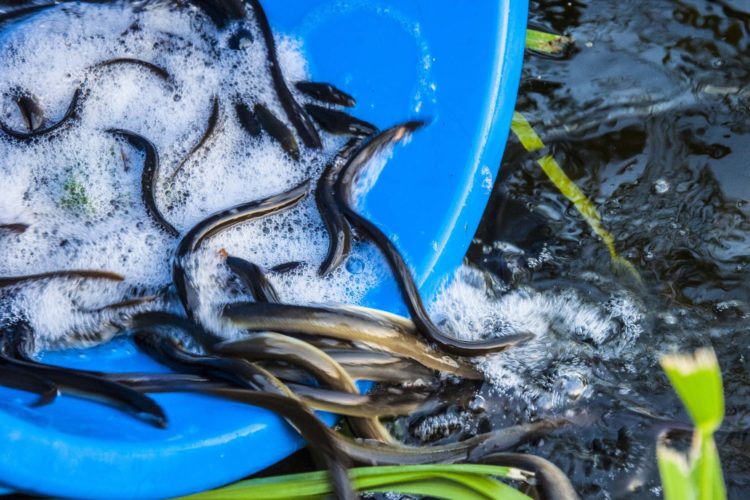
0,1,527,497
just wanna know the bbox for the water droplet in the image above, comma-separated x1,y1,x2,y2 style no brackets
345,257,364,274
585,41,594,48
468,395,487,411
711,58,725,68
562,374,586,400
661,313,678,325
653,179,669,194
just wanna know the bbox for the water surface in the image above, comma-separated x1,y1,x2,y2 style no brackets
453,0,749,496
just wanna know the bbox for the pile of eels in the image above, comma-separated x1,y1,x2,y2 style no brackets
0,2,578,499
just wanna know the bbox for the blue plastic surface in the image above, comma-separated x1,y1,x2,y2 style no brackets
0,1,527,498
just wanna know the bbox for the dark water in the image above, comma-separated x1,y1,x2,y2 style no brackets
451,0,750,497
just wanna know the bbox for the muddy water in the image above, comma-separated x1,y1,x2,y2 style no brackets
443,0,749,497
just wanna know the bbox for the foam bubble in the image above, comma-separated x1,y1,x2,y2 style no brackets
411,408,478,442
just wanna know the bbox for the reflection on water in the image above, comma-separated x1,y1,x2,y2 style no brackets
403,0,749,497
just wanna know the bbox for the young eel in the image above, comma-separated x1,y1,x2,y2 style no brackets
305,104,377,137
106,128,179,236
316,138,362,276
172,180,309,318
169,96,220,181
295,81,356,107
245,0,321,148
0,88,81,141
216,333,395,443
334,123,535,356
222,301,479,378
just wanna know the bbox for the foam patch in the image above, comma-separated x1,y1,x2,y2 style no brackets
0,2,381,348
430,265,647,414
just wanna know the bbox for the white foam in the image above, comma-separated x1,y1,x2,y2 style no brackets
430,266,646,415
0,3,381,348
412,408,478,441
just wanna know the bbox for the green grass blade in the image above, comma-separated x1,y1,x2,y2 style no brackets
536,154,621,268
182,472,522,500
368,478,497,500
351,464,522,479
693,436,726,500
180,464,531,500
708,442,727,500
437,473,531,500
658,348,726,500
511,112,545,152
657,444,696,500
660,348,724,434
510,113,641,282
180,473,333,499
354,471,482,492
358,472,528,500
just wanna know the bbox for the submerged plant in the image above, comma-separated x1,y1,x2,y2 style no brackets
525,29,573,55
657,348,725,500
60,174,91,213
509,111,641,282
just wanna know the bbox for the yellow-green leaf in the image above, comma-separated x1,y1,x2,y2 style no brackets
692,435,726,500
179,464,532,500
511,112,545,152
525,29,572,55
657,444,696,500
509,112,641,282
660,348,724,434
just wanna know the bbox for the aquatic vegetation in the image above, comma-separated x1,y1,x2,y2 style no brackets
658,348,725,500
179,464,535,500
59,174,91,212
525,28,573,57
510,111,641,282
